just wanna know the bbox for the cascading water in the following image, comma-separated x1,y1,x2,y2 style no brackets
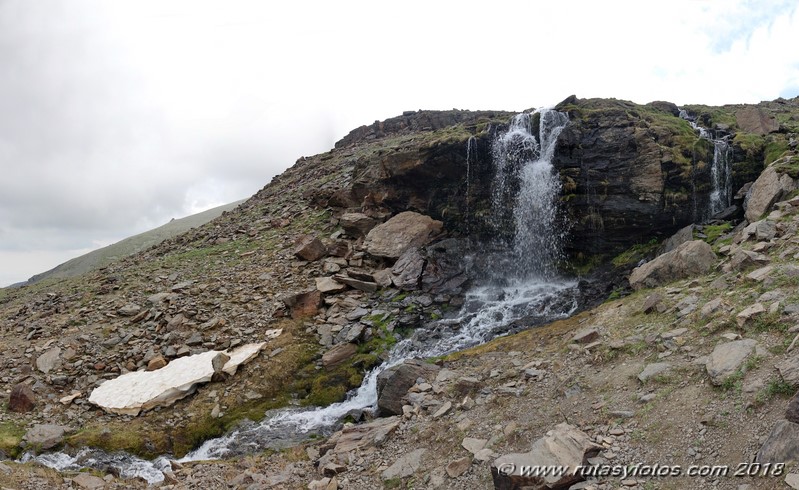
708,139,733,216
679,110,733,219
22,108,579,483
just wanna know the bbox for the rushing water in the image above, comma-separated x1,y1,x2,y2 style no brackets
22,109,579,483
679,110,733,219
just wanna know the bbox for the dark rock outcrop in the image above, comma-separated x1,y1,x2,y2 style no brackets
376,359,440,416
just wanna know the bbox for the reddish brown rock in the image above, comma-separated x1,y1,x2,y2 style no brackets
9,383,36,413
294,235,327,262
147,355,168,371
322,343,358,369
282,290,322,319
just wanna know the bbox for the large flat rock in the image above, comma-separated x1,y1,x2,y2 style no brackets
364,211,442,259
89,331,280,415
629,240,716,290
491,423,601,490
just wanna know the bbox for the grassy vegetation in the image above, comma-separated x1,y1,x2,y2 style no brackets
700,223,733,244
611,239,660,267
0,421,25,458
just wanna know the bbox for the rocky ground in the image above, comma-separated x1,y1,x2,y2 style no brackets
2,98,799,489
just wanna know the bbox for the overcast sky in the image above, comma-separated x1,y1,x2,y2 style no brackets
1,0,798,287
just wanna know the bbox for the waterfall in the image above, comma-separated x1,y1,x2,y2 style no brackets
679,110,733,219
708,139,733,216
22,109,579,482
491,109,569,279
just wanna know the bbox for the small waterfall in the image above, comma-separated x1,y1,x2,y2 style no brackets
679,110,733,219
23,109,580,481
708,139,733,216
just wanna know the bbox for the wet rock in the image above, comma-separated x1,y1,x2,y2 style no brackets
705,339,757,386
745,166,796,222
294,235,327,261
629,240,716,290
364,211,443,259
376,359,440,416
382,448,427,480
322,343,357,369
491,423,601,490
757,419,799,463
9,383,36,413
23,424,68,451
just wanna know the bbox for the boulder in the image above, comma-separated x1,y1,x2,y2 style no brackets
491,423,601,490
340,212,379,237
786,392,799,424
364,211,443,259
658,224,694,255
294,235,327,262
777,357,799,388
705,339,757,386
446,457,472,478
322,343,357,369
23,424,68,451
745,166,796,222
757,419,799,463
282,290,322,319
629,240,716,290
9,383,36,413
330,416,401,454
88,340,274,415
736,303,766,326
117,303,142,316
72,473,107,490
638,362,671,383
376,360,440,416
315,277,348,294
36,347,61,374
331,275,378,293
146,355,168,371
736,106,780,136
381,448,427,480
391,247,425,290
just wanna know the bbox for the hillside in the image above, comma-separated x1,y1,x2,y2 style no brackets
18,200,246,287
1,96,799,489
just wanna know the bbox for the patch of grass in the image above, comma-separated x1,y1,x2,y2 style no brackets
611,239,660,268
0,421,25,458
701,223,733,244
